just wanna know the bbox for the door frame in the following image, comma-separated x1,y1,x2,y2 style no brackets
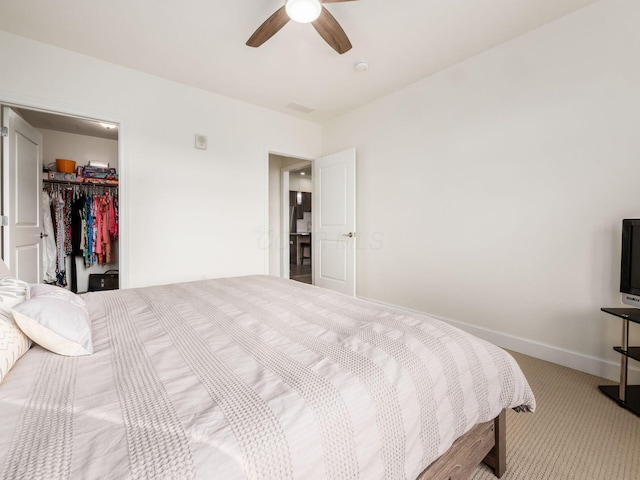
0,95,128,287
264,149,315,280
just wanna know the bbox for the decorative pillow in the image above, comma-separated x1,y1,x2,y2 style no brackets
0,277,30,308
12,284,93,356
0,259,11,279
0,277,31,383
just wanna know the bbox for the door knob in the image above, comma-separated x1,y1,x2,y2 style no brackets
342,232,355,238
40,232,48,238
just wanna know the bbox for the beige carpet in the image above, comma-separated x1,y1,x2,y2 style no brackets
470,351,640,480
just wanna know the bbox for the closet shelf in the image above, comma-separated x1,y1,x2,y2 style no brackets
43,179,118,189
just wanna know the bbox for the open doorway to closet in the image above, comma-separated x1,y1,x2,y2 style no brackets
1,105,120,292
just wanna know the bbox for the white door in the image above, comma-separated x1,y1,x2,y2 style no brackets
313,148,356,295
2,107,43,283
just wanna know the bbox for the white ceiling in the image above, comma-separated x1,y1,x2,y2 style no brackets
292,165,312,177
0,0,599,123
16,108,119,141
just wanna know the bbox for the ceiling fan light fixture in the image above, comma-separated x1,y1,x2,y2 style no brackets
285,0,322,24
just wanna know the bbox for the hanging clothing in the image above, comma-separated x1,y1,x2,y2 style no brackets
41,191,57,283
84,194,93,268
100,194,112,264
71,193,86,255
93,195,102,264
54,191,67,287
70,192,86,293
44,185,119,288
108,194,118,239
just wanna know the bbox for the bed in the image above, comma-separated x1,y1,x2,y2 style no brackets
0,275,535,479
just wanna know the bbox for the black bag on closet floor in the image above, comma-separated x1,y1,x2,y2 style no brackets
88,270,119,292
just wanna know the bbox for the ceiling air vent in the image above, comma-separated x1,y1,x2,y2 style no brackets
286,103,315,114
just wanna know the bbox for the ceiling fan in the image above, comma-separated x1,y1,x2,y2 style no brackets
246,0,358,55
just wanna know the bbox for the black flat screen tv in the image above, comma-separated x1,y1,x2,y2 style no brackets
620,219,640,307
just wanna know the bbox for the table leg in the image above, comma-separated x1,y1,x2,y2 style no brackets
620,318,629,402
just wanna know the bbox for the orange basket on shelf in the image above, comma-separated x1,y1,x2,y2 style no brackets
55,159,76,173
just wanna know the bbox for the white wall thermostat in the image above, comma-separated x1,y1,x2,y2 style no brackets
195,134,207,150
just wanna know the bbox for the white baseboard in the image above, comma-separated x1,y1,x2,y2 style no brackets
357,295,640,384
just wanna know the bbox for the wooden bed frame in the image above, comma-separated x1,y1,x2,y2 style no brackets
417,409,506,480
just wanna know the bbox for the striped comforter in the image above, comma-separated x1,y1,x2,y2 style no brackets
0,275,535,479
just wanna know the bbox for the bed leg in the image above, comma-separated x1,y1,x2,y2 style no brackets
482,409,506,478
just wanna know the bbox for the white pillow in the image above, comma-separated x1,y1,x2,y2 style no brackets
12,284,92,356
0,277,31,383
0,277,30,308
0,259,11,279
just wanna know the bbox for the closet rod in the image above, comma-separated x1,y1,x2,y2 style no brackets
43,179,118,190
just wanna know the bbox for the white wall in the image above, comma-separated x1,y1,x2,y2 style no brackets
39,128,119,292
0,30,322,288
322,0,640,381
289,173,312,193
39,128,118,170
268,155,284,277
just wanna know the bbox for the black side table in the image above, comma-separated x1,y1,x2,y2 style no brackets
599,308,640,416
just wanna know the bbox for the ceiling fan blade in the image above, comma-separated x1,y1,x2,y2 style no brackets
312,8,352,54
246,6,290,48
